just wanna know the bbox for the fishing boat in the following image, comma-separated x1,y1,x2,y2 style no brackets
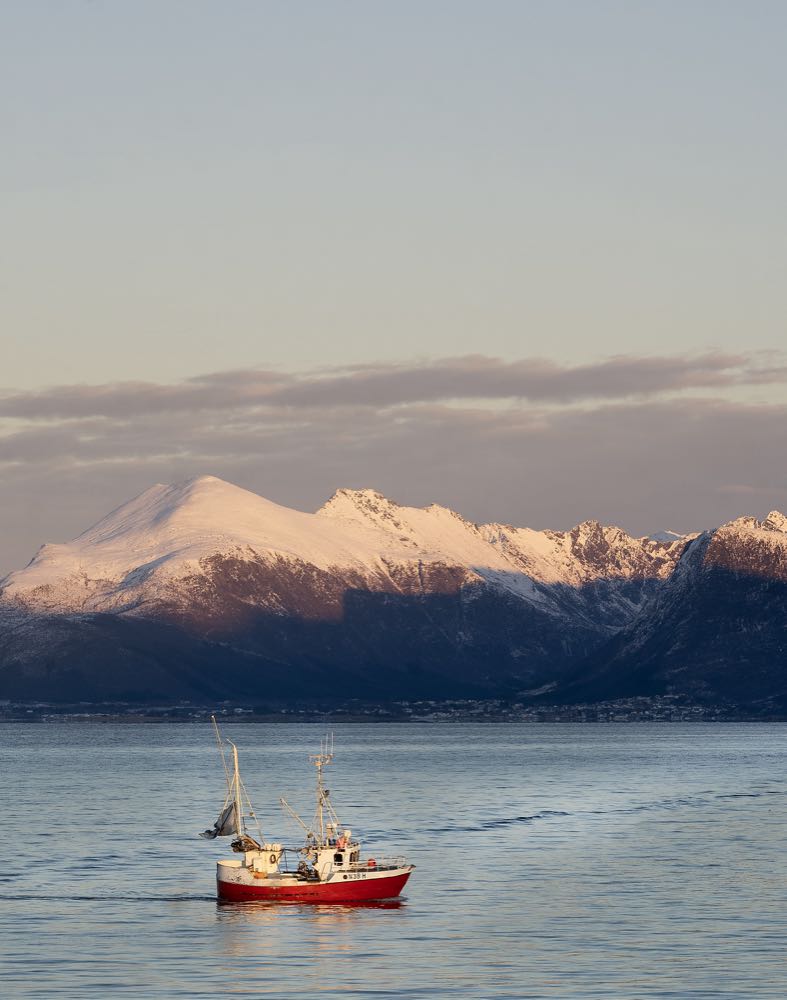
200,720,414,903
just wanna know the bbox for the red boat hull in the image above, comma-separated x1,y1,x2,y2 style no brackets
218,869,411,903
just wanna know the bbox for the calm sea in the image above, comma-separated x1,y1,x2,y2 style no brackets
0,723,785,998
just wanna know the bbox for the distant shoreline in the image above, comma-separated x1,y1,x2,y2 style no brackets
2,697,784,724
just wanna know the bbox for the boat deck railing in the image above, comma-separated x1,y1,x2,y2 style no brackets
348,856,409,872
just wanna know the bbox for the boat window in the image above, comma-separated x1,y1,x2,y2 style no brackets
334,852,344,865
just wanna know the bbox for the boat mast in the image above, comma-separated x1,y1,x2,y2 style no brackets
229,741,244,836
211,714,232,794
310,734,334,845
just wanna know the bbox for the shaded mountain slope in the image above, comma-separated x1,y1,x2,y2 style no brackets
558,514,787,710
0,476,685,702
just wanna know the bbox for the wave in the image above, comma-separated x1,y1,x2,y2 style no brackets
430,786,782,834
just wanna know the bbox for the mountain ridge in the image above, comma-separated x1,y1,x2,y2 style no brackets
0,475,783,707
1,474,685,616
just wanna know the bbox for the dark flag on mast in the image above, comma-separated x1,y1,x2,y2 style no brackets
200,801,239,839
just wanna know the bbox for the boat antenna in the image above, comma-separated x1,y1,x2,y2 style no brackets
309,732,339,845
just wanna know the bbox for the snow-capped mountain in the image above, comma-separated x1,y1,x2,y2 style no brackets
2,476,683,616
559,511,787,711
0,475,685,702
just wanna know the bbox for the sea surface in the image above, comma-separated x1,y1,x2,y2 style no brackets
0,722,785,999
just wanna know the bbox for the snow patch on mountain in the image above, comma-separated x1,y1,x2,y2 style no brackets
319,487,509,570
649,530,685,543
478,519,682,587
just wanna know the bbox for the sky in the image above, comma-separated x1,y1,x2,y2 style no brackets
2,1,787,573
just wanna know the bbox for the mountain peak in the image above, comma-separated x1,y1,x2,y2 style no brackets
762,510,787,533
184,473,222,486
75,474,272,548
719,513,787,536
575,518,603,531
318,489,474,541
570,519,609,541
318,488,406,526
425,502,471,524
324,487,394,507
